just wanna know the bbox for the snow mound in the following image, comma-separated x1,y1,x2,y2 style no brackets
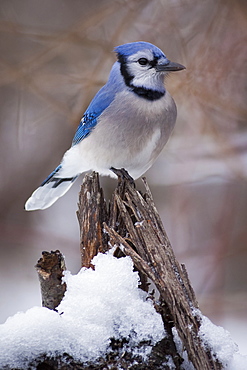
0,252,165,368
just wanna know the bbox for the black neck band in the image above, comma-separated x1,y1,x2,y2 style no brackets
130,85,165,101
118,59,165,101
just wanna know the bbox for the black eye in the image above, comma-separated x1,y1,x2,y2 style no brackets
138,58,148,66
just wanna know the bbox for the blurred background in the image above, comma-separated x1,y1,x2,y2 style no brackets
0,0,246,354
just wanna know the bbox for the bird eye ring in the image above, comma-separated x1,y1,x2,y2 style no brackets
138,58,148,66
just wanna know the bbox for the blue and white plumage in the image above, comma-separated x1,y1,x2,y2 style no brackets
25,41,185,211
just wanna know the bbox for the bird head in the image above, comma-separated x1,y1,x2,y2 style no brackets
114,41,185,95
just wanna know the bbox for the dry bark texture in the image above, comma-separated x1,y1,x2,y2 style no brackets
77,172,109,268
35,250,66,310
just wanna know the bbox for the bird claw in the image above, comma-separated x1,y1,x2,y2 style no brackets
110,167,135,187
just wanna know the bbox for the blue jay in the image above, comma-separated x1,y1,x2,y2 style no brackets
25,41,185,211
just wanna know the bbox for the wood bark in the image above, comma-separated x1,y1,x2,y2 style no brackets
35,250,66,310
78,170,222,370
77,172,109,267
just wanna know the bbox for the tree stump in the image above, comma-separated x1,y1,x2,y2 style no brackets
76,170,222,370
35,171,223,369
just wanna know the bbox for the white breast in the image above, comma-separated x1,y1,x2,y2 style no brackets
59,89,177,179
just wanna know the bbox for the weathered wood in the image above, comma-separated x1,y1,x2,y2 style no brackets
34,171,223,369
77,172,109,267
35,250,66,310
103,170,222,370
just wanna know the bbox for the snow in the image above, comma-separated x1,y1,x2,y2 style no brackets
0,251,246,369
199,313,238,366
198,314,247,370
172,311,247,370
0,252,165,368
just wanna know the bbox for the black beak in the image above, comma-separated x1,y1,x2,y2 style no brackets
156,61,186,72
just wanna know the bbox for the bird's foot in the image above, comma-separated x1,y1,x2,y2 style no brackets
110,167,135,188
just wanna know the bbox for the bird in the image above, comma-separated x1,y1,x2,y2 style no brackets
25,41,185,211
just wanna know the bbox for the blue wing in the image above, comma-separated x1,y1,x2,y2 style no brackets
72,84,116,146
25,86,116,211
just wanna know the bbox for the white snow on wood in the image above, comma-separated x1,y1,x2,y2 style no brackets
0,251,246,369
0,252,164,368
